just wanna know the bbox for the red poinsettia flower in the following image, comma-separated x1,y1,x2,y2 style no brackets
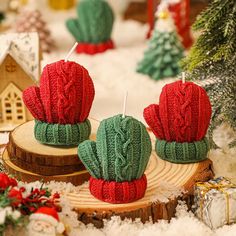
28,206,36,213
8,188,23,207
53,192,60,199
0,173,17,190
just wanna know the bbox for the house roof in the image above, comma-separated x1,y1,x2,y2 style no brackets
0,32,40,82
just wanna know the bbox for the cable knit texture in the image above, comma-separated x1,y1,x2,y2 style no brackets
66,0,114,54
23,60,95,146
78,114,152,203
144,81,212,163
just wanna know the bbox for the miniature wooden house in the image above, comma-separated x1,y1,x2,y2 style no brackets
0,32,42,131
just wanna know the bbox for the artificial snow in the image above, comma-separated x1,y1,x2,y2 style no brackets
42,182,235,236
150,181,183,203
0,1,236,235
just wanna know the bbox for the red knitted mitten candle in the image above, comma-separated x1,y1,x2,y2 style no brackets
23,60,95,146
144,80,212,163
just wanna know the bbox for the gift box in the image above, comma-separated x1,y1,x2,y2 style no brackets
194,177,236,229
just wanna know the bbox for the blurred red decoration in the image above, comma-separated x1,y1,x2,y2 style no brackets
147,0,193,48
0,173,17,191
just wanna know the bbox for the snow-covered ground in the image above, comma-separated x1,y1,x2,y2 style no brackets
21,180,236,236
1,2,236,235
36,180,236,236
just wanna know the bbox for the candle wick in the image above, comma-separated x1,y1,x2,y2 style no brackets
122,91,128,119
182,72,186,84
64,42,78,62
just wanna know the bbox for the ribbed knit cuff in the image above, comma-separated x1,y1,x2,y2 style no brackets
34,119,91,146
89,175,147,204
156,137,209,164
76,39,114,55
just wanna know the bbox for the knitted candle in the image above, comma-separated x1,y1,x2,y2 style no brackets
23,60,95,146
78,114,152,204
66,0,114,55
144,80,212,163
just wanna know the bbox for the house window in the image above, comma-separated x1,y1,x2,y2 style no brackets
0,83,26,124
5,63,17,72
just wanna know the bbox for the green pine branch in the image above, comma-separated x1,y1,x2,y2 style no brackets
182,0,236,71
186,61,236,148
181,0,236,149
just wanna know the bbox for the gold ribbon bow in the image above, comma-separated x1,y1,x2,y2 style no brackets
196,180,236,225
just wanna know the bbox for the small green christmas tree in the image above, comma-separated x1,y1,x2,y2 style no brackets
137,9,184,81
182,0,236,148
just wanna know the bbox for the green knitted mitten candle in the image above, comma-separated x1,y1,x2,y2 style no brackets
78,114,152,203
66,0,114,54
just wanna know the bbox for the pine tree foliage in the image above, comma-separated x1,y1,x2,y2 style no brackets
182,0,236,71
182,0,236,148
186,62,236,148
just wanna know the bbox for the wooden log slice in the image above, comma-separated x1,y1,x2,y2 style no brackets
9,157,85,176
6,119,99,175
2,149,90,186
66,152,213,228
